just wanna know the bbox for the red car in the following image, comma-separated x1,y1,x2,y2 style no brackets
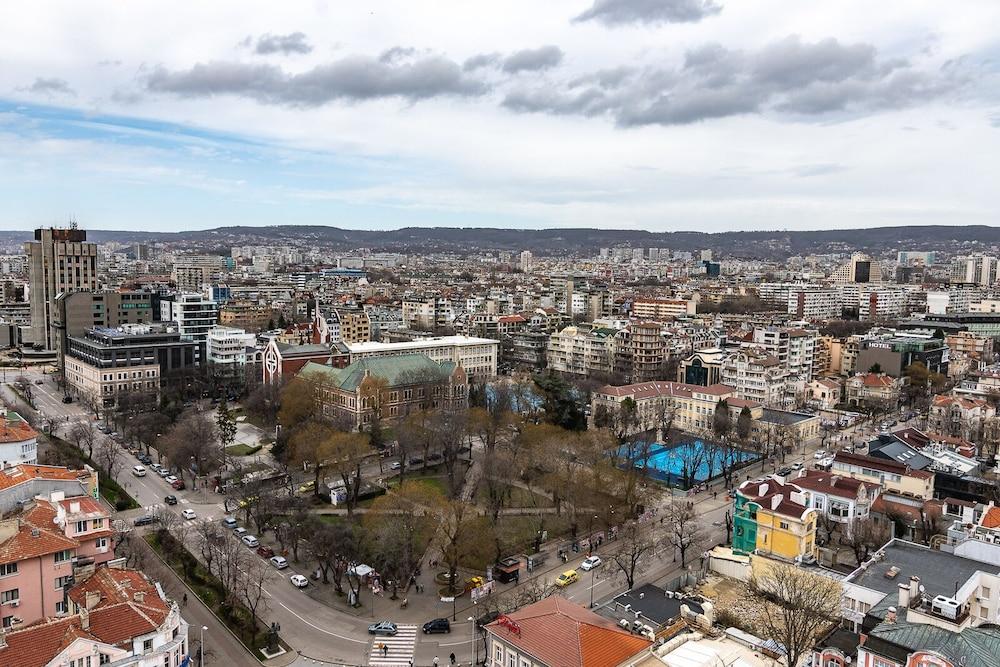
256,545,274,558
171,479,186,490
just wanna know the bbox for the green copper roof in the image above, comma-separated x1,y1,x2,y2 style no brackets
300,354,458,391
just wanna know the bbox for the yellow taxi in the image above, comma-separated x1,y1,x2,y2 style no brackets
554,570,579,587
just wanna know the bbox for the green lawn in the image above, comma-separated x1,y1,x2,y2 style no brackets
226,443,263,457
388,475,450,497
474,482,552,509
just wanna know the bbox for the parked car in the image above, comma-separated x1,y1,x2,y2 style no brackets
241,535,260,548
157,468,170,478
814,450,828,460
165,475,178,485
580,556,602,571
257,545,275,558
297,481,315,494
422,618,451,634
137,453,151,464
181,509,197,520
555,570,579,587
269,556,288,569
133,515,158,527
234,527,248,538
791,462,804,471
290,574,309,588
408,456,423,466
390,461,401,470
776,467,793,477
221,517,238,529
149,463,162,473
171,479,186,490
62,395,73,404
368,621,398,636
164,495,178,505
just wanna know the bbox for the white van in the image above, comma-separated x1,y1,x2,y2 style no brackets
132,465,146,477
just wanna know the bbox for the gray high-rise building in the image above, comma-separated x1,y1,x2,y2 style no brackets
24,226,98,351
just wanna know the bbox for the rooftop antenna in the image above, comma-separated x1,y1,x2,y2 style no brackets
68,216,78,230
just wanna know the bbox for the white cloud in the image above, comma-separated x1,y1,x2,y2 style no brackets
0,0,997,231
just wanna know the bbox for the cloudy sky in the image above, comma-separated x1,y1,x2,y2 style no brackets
1,0,998,232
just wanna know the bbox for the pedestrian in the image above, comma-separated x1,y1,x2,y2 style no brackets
182,593,187,606
434,656,440,667
383,643,389,658
450,652,456,665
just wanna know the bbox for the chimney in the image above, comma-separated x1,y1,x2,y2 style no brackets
85,590,100,610
910,576,921,600
885,606,897,624
69,501,80,514
898,583,911,609
79,607,90,631
830,476,840,487
133,591,144,603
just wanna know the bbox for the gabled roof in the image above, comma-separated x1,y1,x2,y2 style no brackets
834,451,934,480
792,471,877,499
68,568,171,648
0,411,37,444
301,354,459,392
0,465,89,492
0,520,78,565
737,477,812,520
486,597,651,667
0,616,101,667
867,619,1000,667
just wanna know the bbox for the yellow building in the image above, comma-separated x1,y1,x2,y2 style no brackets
734,477,818,563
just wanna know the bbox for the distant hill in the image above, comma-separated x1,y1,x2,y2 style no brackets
2,224,997,258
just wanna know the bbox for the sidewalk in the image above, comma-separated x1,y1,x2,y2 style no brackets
137,537,257,666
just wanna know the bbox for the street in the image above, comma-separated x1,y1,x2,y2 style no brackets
2,367,857,666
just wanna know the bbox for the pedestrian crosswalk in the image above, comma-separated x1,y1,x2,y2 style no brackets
368,624,417,667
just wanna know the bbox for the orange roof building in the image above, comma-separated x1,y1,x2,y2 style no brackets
486,597,651,667
0,411,38,468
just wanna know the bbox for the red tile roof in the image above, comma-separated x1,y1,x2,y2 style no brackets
932,395,990,410
792,470,877,499
0,465,89,492
833,451,934,480
981,506,1000,530
68,568,170,647
0,520,77,565
487,597,650,667
0,615,99,667
0,412,37,444
737,478,812,520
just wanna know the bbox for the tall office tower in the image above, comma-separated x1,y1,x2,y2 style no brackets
520,250,533,273
24,226,98,351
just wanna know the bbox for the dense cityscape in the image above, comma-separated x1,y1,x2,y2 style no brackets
3,1,999,666
0,224,997,667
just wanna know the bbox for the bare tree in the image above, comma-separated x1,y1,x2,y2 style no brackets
70,421,99,461
605,522,660,590
841,516,890,566
96,436,125,482
162,412,222,488
235,553,272,645
748,563,842,667
663,501,707,568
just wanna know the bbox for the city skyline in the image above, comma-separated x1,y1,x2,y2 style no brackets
1,1,998,233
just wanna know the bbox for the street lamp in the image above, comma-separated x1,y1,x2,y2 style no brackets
200,625,208,666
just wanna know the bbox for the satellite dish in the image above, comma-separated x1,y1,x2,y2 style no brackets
919,585,925,593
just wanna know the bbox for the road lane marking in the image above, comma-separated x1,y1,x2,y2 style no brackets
276,601,368,643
